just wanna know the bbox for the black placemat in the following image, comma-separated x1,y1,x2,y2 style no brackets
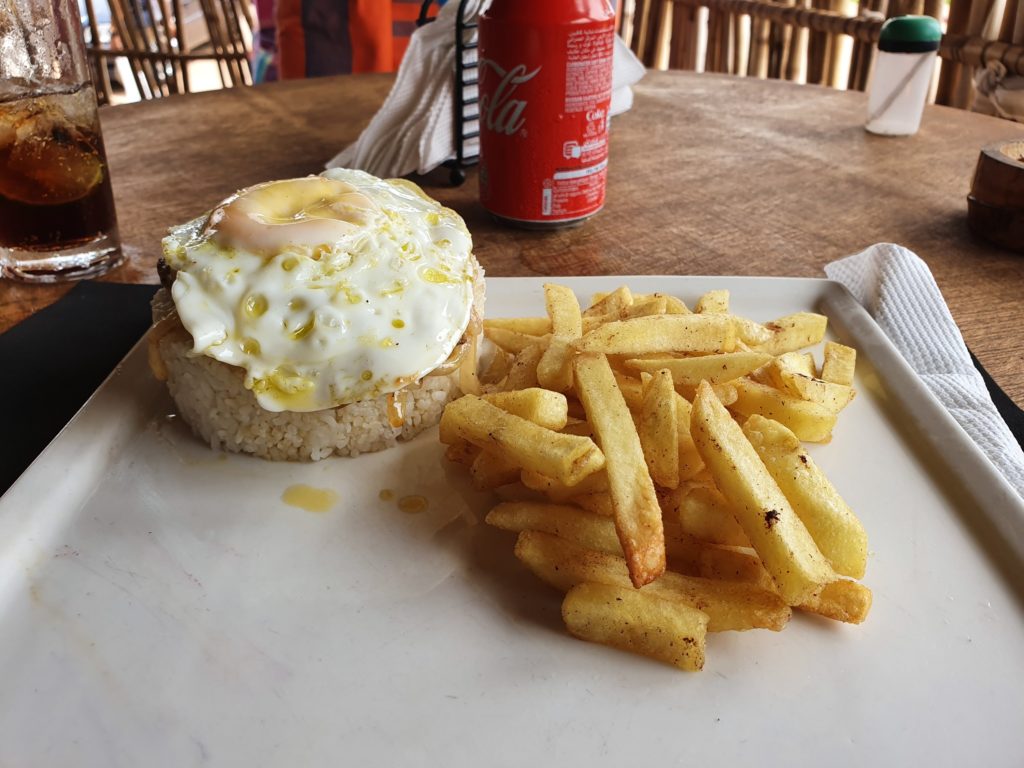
1,282,1022,496
972,351,1024,452
0,281,158,494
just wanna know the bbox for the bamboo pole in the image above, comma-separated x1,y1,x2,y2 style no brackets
807,0,830,84
749,17,771,75
668,0,699,68
785,0,810,82
952,0,1002,105
620,0,637,40
937,0,975,104
653,0,673,69
634,0,654,59
734,12,751,74
670,0,1024,78
999,0,1020,41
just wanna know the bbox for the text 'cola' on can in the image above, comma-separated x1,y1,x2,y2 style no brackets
478,0,616,229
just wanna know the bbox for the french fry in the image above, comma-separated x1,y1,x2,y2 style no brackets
730,378,837,443
690,381,835,605
501,343,545,391
484,316,552,335
634,292,670,302
574,353,666,588
671,394,706,479
538,339,575,392
766,358,855,413
695,289,729,314
712,382,738,406
571,492,614,516
514,531,791,632
612,371,645,411
663,295,691,314
470,450,522,490
521,468,609,501
659,517,767,585
583,286,632,318
440,395,605,486
481,388,569,430
798,579,872,624
546,285,583,331
780,372,854,413
575,314,737,356
484,325,550,354
659,517,703,572
696,546,776,592
639,370,680,489
731,316,773,346
775,351,817,378
742,415,867,578
495,502,741,581
537,283,583,393
664,484,751,547
581,315,606,334
562,583,708,671
678,381,739,406
486,501,622,553
621,295,668,318
460,334,481,396
757,312,828,355
746,361,775,386
821,341,857,386
626,351,772,387
479,347,511,386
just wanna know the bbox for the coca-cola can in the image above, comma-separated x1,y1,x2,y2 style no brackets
478,0,616,229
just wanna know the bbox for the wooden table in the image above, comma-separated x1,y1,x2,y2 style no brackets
3,71,1023,404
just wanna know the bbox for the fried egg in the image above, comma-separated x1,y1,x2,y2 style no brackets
162,168,476,412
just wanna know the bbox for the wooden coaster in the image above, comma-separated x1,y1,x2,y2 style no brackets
968,141,1024,253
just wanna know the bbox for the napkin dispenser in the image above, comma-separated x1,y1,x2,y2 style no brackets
417,0,480,185
968,141,1024,254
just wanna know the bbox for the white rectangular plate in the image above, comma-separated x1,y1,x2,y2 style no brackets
2,277,1023,767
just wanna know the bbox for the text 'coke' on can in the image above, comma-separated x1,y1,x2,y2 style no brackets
478,0,616,229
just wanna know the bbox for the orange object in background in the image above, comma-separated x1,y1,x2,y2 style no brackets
277,0,421,78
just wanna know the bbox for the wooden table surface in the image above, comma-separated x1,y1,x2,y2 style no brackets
3,71,1023,404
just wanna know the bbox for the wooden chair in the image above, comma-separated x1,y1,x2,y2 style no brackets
84,0,254,102
620,0,675,68
938,0,1024,108
652,0,895,90
629,0,1024,110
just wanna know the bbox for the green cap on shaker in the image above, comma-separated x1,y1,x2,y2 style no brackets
878,15,942,53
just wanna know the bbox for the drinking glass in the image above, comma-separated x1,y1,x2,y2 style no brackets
0,0,122,282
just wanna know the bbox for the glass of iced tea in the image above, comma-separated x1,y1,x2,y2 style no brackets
0,0,121,282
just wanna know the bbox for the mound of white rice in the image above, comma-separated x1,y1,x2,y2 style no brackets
150,281,480,461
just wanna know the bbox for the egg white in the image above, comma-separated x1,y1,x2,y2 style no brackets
162,168,475,412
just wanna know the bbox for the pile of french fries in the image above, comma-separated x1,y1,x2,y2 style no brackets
439,284,870,672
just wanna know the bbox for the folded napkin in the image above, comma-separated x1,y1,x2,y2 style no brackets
328,3,645,178
826,243,1024,498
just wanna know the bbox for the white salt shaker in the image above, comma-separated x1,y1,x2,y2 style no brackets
865,16,942,136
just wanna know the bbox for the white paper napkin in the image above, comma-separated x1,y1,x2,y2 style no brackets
826,243,1024,498
328,3,645,178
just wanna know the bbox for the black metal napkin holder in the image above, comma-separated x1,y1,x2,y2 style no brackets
417,0,480,185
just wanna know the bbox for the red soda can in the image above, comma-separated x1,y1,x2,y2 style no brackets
478,0,616,229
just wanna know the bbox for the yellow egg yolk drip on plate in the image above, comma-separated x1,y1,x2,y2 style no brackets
161,169,475,412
